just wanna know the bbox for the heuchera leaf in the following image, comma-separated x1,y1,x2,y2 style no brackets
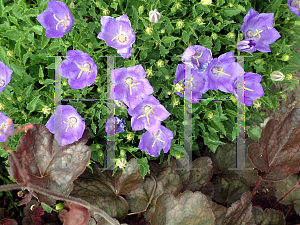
248,108,300,181
175,157,214,198
22,200,45,225
222,192,253,225
250,206,286,225
207,196,227,225
70,158,144,220
275,174,300,216
0,219,18,225
150,191,215,225
8,124,91,197
18,189,33,206
59,203,89,225
126,158,182,222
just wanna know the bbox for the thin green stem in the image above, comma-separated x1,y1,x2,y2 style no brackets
118,0,124,13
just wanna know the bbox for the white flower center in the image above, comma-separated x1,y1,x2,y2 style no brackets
211,66,231,79
137,105,155,125
124,77,140,95
0,122,7,136
246,29,263,38
291,0,300,9
75,62,92,79
0,78,5,87
63,116,77,132
53,14,71,31
111,25,129,44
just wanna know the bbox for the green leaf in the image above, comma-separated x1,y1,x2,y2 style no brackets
40,79,54,85
137,157,150,179
31,25,44,35
14,41,21,58
221,9,241,17
247,126,262,142
263,0,283,13
26,95,41,112
41,202,53,213
161,36,181,43
1,29,24,41
39,65,44,78
91,122,97,134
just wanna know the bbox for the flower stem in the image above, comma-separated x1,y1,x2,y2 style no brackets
118,0,124,13
272,181,300,209
252,176,263,196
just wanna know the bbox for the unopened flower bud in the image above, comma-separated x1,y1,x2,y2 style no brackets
176,20,184,29
28,47,33,52
174,83,184,93
173,98,180,106
171,6,177,13
295,20,300,26
145,27,153,35
175,153,181,159
149,9,161,23
103,9,110,16
227,32,235,38
175,3,181,9
96,144,100,149
157,59,164,67
120,150,126,157
116,158,127,169
281,94,287,99
281,54,290,61
146,68,153,77
270,71,285,81
70,2,75,9
196,17,205,25
17,96,22,102
63,80,68,86
286,73,293,80
7,51,13,57
160,28,165,33
237,39,256,52
42,106,51,115
253,100,261,108
201,0,212,5
208,112,214,119
0,103,5,110
55,203,64,211
212,32,218,40
138,5,144,14
95,75,100,83
127,132,134,141
98,150,104,158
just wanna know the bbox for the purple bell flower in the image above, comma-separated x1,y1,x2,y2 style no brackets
237,39,256,52
0,112,14,142
46,105,86,146
128,95,170,134
173,64,209,103
105,116,126,136
240,8,280,52
58,50,98,89
138,125,174,157
97,14,136,58
233,72,265,106
36,1,73,38
204,51,244,93
181,45,212,72
288,0,300,18
110,65,154,109
0,61,13,92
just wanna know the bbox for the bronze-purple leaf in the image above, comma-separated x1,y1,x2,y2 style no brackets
150,191,215,225
248,108,300,181
250,206,286,225
8,124,91,196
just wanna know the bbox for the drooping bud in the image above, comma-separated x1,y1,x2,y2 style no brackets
237,39,256,52
270,71,285,81
176,20,184,29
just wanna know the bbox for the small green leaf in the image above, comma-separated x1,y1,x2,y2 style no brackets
31,25,44,35
91,122,97,134
41,202,53,213
161,36,181,43
27,95,41,112
137,157,150,179
247,126,262,142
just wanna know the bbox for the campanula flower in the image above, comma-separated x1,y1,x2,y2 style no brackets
204,51,244,93
97,14,136,58
0,61,13,92
105,116,126,136
128,95,170,134
58,50,97,89
0,112,14,142
110,65,154,109
233,72,264,106
138,125,174,157
173,64,209,103
240,8,280,52
36,1,73,38
237,39,256,52
288,0,300,18
181,45,213,73
46,105,86,146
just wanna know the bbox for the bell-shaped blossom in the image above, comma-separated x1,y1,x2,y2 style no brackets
138,125,173,157
181,45,212,72
59,50,97,89
288,0,300,18
97,14,135,58
0,112,14,142
36,1,73,38
0,61,13,92
240,8,280,52
110,65,154,109
128,95,170,134
237,39,256,52
105,116,126,136
149,9,161,23
233,72,264,106
173,64,209,103
204,51,244,93
46,105,86,146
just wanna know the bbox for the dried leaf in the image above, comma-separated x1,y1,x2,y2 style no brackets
250,206,286,225
222,192,253,225
248,108,300,181
275,174,300,216
8,124,91,197
150,191,215,225
176,157,214,198
0,219,18,225
126,158,182,221
71,158,144,220
18,189,33,206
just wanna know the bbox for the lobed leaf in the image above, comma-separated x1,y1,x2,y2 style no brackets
250,206,286,225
